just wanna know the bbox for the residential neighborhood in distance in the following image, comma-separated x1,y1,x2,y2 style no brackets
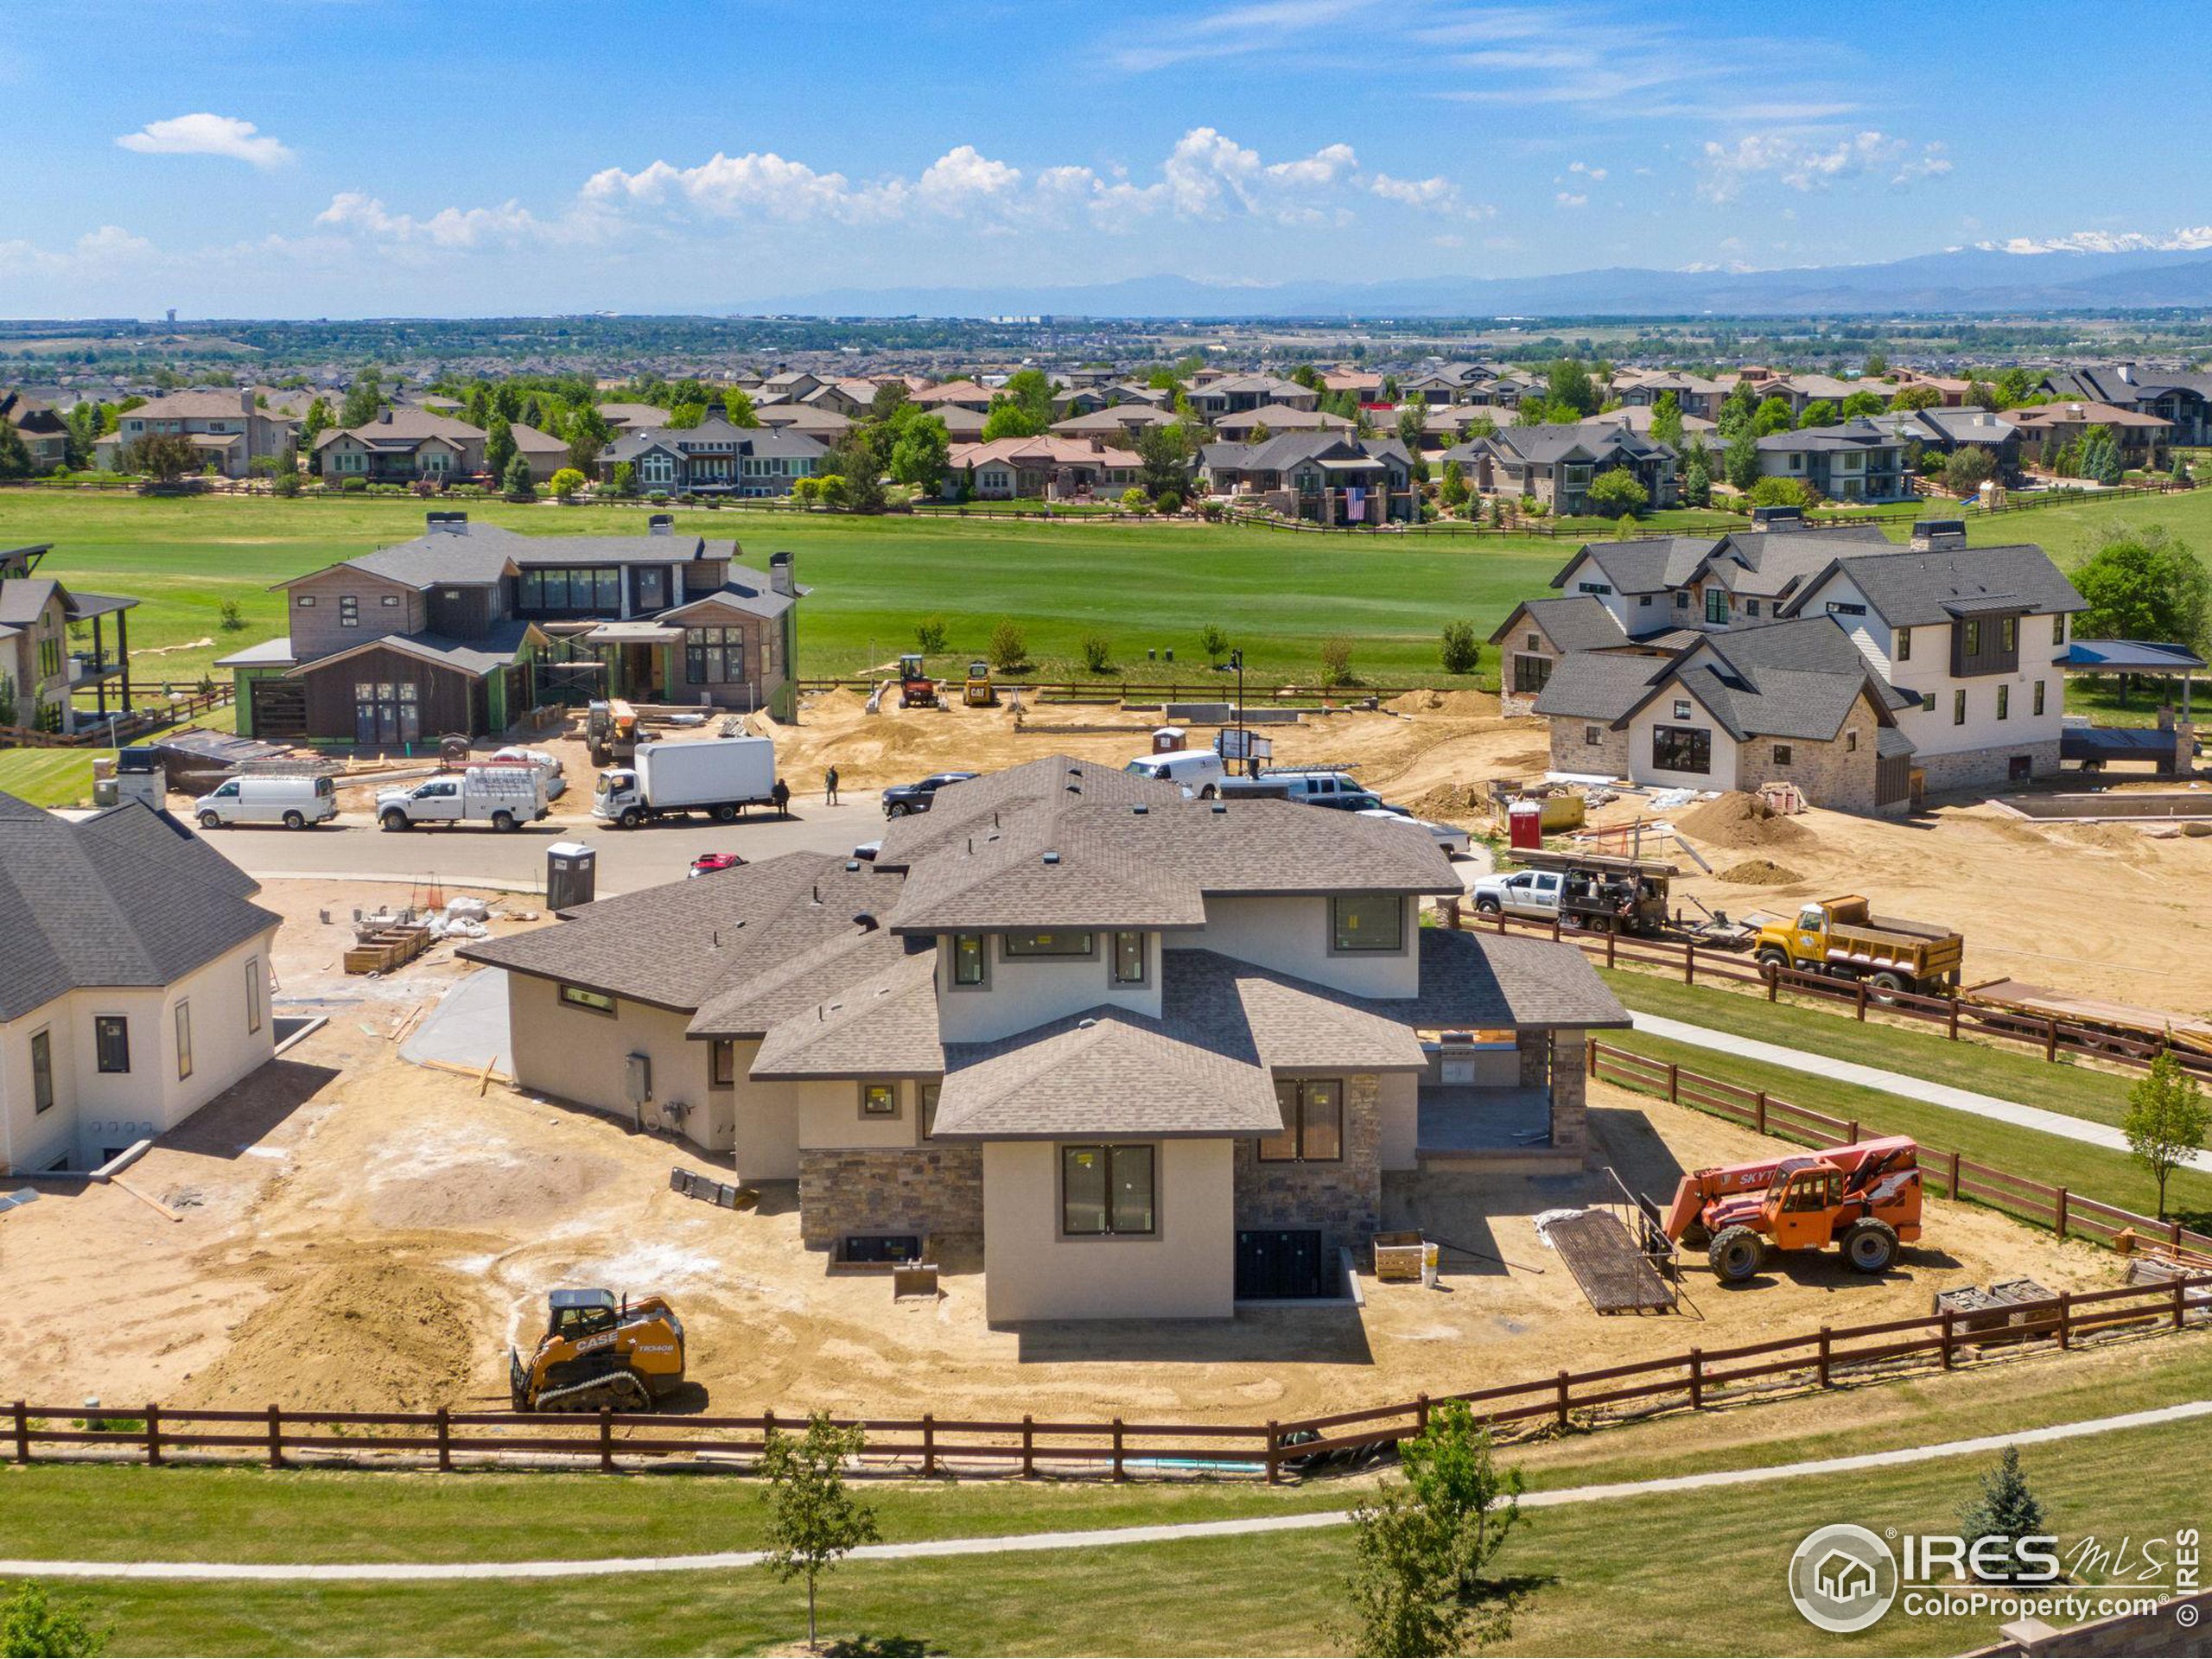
2,7,2210,1657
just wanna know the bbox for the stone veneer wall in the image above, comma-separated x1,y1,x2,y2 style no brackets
1916,739,2063,797
1550,718,1632,778
1734,727,1883,815
798,1146,983,1249
1549,1030,1589,1157
1231,1073,1382,1262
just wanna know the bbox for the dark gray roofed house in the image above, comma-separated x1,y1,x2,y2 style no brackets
1444,423,1677,515
1198,434,1415,524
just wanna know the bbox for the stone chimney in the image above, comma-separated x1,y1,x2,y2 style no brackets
1909,518,1967,551
426,511,468,535
378,407,393,424
240,389,255,415
770,550,795,597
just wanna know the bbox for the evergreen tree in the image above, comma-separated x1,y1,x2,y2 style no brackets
2079,423,2123,486
484,412,516,482
0,417,32,480
502,453,535,499
1956,1447,2048,1585
338,370,383,429
1725,430,1762,492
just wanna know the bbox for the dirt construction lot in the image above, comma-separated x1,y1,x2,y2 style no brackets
0,880,2122,1426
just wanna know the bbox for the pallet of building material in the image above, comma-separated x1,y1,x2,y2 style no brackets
1372,1230,1428,1282
668,1166,759,1211
1547,1209,1677,1314
342,925,431,976
1932,1285,2019,1336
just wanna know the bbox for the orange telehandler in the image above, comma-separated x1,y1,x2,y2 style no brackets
1662,1135,1923,1283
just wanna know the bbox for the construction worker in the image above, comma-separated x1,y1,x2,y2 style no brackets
771,777,791,817
824,765,840,805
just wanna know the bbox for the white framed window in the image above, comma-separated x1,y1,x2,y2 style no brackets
245,957,264,1034
175,1000,194,1081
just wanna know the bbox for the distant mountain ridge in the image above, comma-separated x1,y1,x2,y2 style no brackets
743,248,2212,319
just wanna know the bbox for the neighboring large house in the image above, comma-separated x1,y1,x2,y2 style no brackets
1611,372,1731,421
2006,402,2173,474
599,419,830,497
509,423,574,485
0,793,280,1176
1870,408,2022,478
96,390,298,480
1184,375,1318,419
0,392,70,472
1198,434,1415,524
2043,365,2212,448
1754,419,1909,503
1443,423,1678,514
315,410,488,484
1518,518,2088,804
1048,404,1179,442
461,755,1627,1321
948,437,1142,501
1212,405,1355,442
0,544,137,734
219,513,808,741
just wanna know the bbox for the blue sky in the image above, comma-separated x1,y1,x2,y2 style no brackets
3,0,2206,317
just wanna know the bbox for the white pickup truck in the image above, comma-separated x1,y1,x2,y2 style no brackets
376,766,550,833
1468,868,1562,920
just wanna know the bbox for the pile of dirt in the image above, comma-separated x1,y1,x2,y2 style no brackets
798,686,872,721
1718,858,1803,886
188,1257,490,1411
1384,687,1500,718
1402,782,1483,820
1675,791,1813,851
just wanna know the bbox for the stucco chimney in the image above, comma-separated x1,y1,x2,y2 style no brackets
770,550,795,596
647,513,674,536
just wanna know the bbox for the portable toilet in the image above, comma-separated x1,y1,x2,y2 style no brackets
1151,727,1185,754
545,842,597,911
1507,799,1544,850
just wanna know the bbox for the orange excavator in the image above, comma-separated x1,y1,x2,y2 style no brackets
1662,1135,1923,1283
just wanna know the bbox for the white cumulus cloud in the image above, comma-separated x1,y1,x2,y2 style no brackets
117,113,293,169
1984,226,2212,254
1696,130,1949,203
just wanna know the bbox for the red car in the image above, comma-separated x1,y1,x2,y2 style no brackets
688,853,747,879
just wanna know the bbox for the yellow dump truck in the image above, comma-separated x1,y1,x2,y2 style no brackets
1753,895,1964,996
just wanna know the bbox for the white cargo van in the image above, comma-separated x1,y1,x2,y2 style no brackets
1122,751,1225,798
194,773,339,830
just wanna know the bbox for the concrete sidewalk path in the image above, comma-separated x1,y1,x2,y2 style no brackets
1626,1012,2209,1170
9,1398,2209,1581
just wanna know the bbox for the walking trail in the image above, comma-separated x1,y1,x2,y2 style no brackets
1626,1012,2210,1171
9,1398,2208,1582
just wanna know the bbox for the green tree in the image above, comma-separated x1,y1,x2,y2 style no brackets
302,396,333,447
1586,467,1649,518
1439,459,1470,509
829,432,886,511
609,460,636,497
665,402,708,429
1891,385,1942,411
1942,446,1995,498
1841,390,1886,419
64,402,102,469
2122,1053,2209,1217
1681,445,1713,507
122,431,198,482
564,404,613,472
1994,368,2037,409
758,1414,880,1653
914,616,950,654
1319,636,1354,688
1649,392,1684,450
1197,623,1231,666
2078,423,2123,485
1751,396,1795,437
1079,633,1113,673
1136,423,1194,499
1748,475,1815,509
483,412,517,483
1395,404,1427,451
1863,349,1888,378
549,466,587,499
887,413,951,493
338,370,383,429
1341,1404,1522,1657
2073,527,2209,650
502,453,536,499
0,419,30,481
0,1580,106,1656
988,618,1027,671
868,380,912,423
1546,357,1598,416
1967,375,2001,411
1796,399,1840,430
1440,620,1480,676
1724,431,1762,493
1955,1447,2048,1586
723,387,760,428
981,398,1045,442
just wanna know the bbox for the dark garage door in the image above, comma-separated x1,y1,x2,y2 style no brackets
1236,1229,1328,1300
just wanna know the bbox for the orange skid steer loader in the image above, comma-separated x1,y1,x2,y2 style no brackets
1662,1135,1923,1284
510,1288,687,1412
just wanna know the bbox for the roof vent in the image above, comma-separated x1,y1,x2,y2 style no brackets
852,912,879,931
1042,850,1062,865
845,860,861,872
1211,800,1228,814
1065,783,1081,794
1077,1017,1098,1029
1132,803,1148,815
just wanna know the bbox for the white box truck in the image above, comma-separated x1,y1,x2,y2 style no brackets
593,735,778,828
376,766,550,832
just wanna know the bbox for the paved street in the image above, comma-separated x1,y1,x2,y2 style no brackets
212,797,886,895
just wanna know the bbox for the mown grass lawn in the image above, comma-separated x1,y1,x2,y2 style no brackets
21,1408,2210,1656
0,747,104,807
0,494,1563,694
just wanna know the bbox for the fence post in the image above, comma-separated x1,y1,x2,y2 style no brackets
436,1406,452,1473
1415,1393,1430,1434
2046,1017,2059,1062
1111,1417,1125,1482
1754,1092,1768,1136
599,1408,614,1472
1588,1041,1600,1079
2055,1188,2069,1240
1555,1370,1572,1429
1948,997,1961,1041
1948,1149,1963,1199
1667,1062,1679,1102
2058,1291,2072,1351
1941,1308,1955,1370
1552,912,1561,942
1817,1327,1833,1388
1264,1421,1281,1486
1855,981,1869,1022
144,1403,162,1468
921,1413,937,1478
1605,929,1617,969
12,1401,28,1465
1021,1414,1035,1479
1684,943,1696,987
1846,1119,1859,1146
2174,1281,2188,1332
266,1404,283,1470
1688,1349,1704,1410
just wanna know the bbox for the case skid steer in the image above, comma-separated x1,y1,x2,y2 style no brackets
509,1288,687,1413
1662,1135,1923,1284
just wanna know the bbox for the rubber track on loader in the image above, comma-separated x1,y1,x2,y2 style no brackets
1550,1210,1675,1314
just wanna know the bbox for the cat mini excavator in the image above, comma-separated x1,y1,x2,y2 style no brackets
509,1288,687,1412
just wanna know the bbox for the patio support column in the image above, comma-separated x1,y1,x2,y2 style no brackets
117,607,130,715
92,613,106,719
1548,1029,1590,1160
